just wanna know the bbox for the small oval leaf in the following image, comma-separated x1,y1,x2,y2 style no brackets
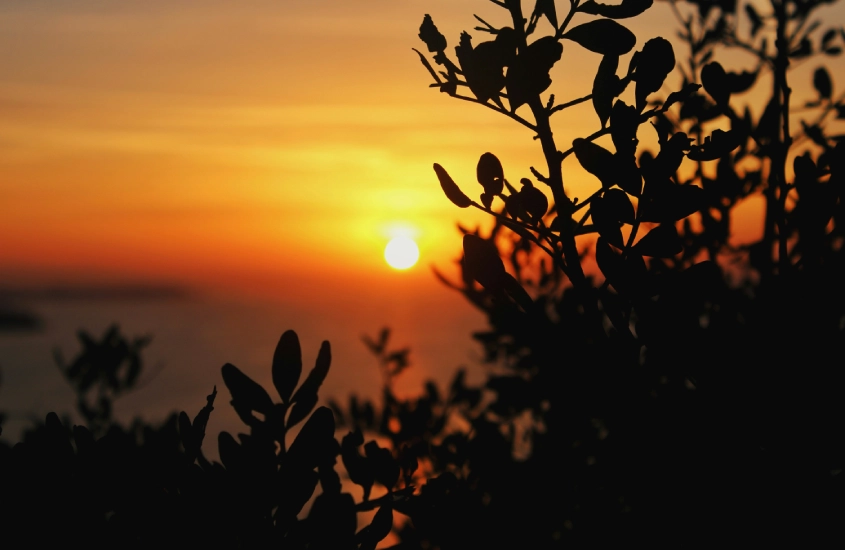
502,273,534,311
591,194,625,248
634,223,683,257
476,153,505,195
641,182,704,223
463,234,506,291
701,62,729,105
813,67,833,100
604,188,636,223
222,363,274,425
434,163,472,208
563,20,636,56
592,55,620,126
573,138,616,188
273,330,302,404
635,38,675,111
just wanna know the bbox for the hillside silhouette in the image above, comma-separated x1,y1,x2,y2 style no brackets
2,0,845,547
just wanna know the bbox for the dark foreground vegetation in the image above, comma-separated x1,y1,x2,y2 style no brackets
2,0,844,547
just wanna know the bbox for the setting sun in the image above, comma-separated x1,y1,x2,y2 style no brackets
384,236,420,270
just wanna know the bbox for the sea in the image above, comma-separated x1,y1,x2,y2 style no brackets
0,277,489,446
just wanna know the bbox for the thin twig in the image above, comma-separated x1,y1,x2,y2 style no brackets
572,189,602,214
549,93,592,115
558,103,674,162
448,93,538,131
470,202,571,277
555,0,582,39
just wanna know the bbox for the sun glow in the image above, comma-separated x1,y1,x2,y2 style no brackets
384,236,420,270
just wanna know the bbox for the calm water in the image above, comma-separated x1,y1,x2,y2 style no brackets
0,280,488,443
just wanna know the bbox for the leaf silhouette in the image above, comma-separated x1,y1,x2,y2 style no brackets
754,97,780,142
679,92,721,122
278,468,320,521
523,186,549,220
503,273,534,311
357,504,394,549
725,70,756,94
533,0,558,28
434,163,472,208
822,29,838,50
476,153,505,195
419,14,447,53
562,20,636,56
634,37,675,111
610,100,640,157
790,37,812,58
746,4,763,37
272,330,302,404
609,100,643,195
813,67,832,100
664,82,701,110
616,153,644,197
604,188,636,223
341,429,374,500
591,193,625,248
701,62,730,105
573,138,617,188
687,129,742,161
364,440,400,489
511,178,549,222
649,132,692,180
222,363,274,426
287,341,331,428
593,55,620,126
288,406,336,471
506,36,563,110
579,0,653,19
463,234,506,291
456,32,512,106
634,223,683,257
641,181,704,223
596,237,626,290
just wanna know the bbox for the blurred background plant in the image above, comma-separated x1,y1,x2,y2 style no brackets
53,325,153,434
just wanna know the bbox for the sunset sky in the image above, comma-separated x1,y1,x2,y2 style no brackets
0,0,842,299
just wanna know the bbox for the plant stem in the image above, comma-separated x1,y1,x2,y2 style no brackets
772,0,792,275
449,93,538,132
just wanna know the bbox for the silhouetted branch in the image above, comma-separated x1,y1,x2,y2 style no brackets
549,93,592,115
449,93,538,131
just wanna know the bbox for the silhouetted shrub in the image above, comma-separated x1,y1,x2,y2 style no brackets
1,331,406,549
2,0,844,547
346,0,845,545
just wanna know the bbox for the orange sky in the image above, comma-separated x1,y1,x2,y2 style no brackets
1,0,843,299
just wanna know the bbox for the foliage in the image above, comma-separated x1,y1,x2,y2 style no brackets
381,0,845,544
2,0,844,546
1,330,408,549
53,324,152,433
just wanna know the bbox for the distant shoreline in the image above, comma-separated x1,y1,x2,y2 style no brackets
0,285,193,302
0,309,42,332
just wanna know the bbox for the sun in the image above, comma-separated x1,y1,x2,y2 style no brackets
384,236,420,270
